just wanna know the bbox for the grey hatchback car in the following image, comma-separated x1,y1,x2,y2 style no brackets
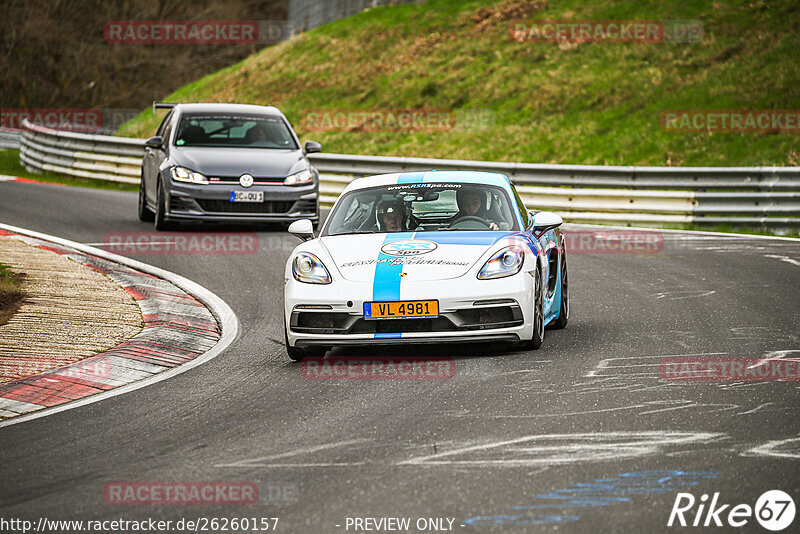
138,103,321,230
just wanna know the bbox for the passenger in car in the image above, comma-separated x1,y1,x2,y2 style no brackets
454,188,509,230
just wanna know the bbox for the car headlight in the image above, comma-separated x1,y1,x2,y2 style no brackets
284,169,313,185
477,246,524,280
292,252,331,284
171,166,208,185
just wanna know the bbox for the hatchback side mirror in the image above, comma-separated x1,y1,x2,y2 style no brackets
304,140,322,154
145,136,163,149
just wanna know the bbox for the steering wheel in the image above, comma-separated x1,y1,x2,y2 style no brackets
449,215,491,230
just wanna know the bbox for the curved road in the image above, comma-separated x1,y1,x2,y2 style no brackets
1,179,799,532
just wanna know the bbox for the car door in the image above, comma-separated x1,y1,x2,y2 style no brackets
512,183,561,319
145,111,173,204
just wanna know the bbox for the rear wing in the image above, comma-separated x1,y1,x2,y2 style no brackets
152,102,176,114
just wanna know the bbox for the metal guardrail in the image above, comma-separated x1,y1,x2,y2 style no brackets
17,120,800,228
19,120,142,184
0,129,22,150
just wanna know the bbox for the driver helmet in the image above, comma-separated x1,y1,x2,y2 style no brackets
376,200,405,231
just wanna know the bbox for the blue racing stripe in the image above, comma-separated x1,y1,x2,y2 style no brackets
374,333,402,339
372,232,413,302
397,172,426,184
421,231,508,246
371,232,414,338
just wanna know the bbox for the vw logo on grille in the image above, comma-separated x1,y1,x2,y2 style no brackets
381,240,438,256
239,174,254,188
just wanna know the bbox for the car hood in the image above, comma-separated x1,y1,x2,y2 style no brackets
320,232,513,282
171,147,306,178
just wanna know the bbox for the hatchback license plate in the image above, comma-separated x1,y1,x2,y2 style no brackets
230,191,263,202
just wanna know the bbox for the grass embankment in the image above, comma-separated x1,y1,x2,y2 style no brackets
0,263,24,326
118,0,800,166
0,150,137,191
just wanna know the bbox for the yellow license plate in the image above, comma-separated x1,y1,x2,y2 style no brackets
364,300,439,319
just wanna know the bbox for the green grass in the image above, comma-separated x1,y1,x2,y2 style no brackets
0,262,25,326
118,0,800,167
0,150,138,191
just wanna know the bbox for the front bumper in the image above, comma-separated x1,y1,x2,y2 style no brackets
164,180,318,223
284,272,536,348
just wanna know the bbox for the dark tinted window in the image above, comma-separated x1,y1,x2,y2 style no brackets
174,114,297,149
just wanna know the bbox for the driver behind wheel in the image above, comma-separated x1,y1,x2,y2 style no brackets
454,188,508,230
376,200,406,233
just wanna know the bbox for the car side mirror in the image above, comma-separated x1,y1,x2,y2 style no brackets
304,140,322,154
288,219,315,241
533,211,563,233
145,136,163,149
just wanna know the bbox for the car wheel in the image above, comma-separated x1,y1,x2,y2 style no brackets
284,321,327,361
137,176,155,222
285,325,306,362
154,180,173,231
551,252,569,330
523,265,545,350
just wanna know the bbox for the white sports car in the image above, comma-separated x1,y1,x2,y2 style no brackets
283,171,568,360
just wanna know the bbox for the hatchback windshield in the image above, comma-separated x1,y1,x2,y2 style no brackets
174,114,298,149
325,183,519,235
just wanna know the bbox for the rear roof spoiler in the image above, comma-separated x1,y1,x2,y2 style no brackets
153,102,176,114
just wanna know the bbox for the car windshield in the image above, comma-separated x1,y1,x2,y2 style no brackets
324,183,519,235
174,114,298,149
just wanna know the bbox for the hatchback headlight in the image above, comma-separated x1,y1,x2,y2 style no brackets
292,253,331,284
477,246,524,280
284,169,313,185
171,166,208,185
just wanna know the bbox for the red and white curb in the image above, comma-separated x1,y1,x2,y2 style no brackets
0,223,238,428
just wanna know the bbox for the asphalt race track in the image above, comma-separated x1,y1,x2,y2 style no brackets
1,179,799,533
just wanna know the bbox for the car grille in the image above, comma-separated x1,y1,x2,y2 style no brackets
291,198,317,214
290,305,523,335
210,176,284,184
196,199,294,214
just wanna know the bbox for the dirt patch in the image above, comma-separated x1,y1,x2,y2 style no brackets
470,0,548,33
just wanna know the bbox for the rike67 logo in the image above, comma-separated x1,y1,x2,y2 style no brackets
668,490,795,531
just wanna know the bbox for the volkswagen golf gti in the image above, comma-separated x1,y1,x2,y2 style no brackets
138,102,322,230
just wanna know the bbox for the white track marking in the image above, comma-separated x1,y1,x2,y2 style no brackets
398,431,724,467
651,290,716,300
743,436,800,459
746,349,800,370
585,352,726,377
0,223,239,429
0,175,19,182
765,254,800,267
737,403,774,415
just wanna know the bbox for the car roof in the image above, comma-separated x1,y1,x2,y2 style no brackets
342,171,513,194
173,103,285,117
